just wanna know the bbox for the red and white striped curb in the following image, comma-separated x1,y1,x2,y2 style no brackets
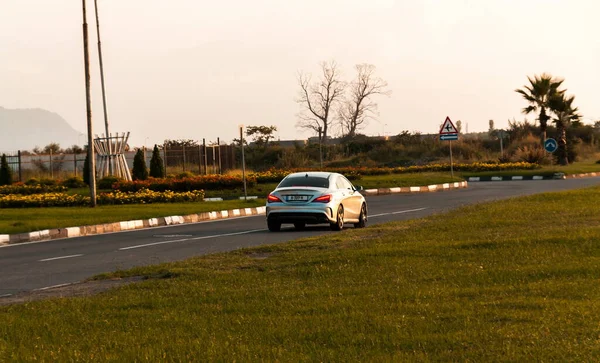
0,181,469,246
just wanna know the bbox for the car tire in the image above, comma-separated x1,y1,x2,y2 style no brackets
294,222,306,230
267,220,281,232
354,204,367,228
330,205,344,231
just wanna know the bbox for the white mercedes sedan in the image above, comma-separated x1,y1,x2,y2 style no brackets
265,171,367,232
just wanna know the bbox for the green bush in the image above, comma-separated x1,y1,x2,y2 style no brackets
25,178,40,186
132,149,149,180
0,184,67,195
149,145,165,178
177,171,195,179
61,176,86,189
83,153,90,186
0,154,12,186
97,176,124,190
38,178,57,186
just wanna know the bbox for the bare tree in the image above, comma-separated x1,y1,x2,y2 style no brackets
338,64,390,138
296,61,345,144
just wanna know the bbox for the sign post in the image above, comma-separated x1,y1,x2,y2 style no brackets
439,116,459,178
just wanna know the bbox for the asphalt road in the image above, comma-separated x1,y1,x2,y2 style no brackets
1,177,599,296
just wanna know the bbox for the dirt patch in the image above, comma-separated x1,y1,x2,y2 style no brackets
0,276,145,306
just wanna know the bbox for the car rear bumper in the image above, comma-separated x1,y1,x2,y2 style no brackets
266,209,334,224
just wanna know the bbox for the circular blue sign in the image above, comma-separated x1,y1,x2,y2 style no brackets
544,138,558,153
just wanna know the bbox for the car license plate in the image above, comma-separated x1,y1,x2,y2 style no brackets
287,195,308,201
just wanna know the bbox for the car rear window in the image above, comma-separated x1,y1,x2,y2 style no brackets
278,176,329,188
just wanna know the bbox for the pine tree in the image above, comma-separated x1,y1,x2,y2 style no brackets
132,148,149,180
0,154,13,186
82,152,90,186
149,145,165,178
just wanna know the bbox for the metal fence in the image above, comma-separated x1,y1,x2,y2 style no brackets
0,144,239,182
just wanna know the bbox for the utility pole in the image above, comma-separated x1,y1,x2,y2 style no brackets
240,125,247,201
93,0,112,175
82,0,97,206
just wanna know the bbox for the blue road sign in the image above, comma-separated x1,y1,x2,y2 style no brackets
440,133,458,141
544,138,558,153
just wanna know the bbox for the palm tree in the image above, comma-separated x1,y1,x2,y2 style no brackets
515,73,565,145
549,93,581,165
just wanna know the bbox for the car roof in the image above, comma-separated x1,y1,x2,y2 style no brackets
284,171,337,179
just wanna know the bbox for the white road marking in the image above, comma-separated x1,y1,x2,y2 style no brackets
0,294,12,298
39,254,83,262
34,283,75,291
120,229,265,250
370,207,427,218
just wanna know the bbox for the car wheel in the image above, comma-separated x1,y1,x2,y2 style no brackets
330,205,344,231
267,220,281,232
354,203,367,228
294,222,306,230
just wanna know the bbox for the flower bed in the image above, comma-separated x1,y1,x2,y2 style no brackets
98,189,205,205
248,162,540,183
0,189,205,208
113,175,256,193
0,183,68,196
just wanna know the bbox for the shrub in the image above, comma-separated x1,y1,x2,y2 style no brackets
113,174,256,192
0,189,205,208
97,176,124,190
0,184,67,196
83,152,90,186
149,145,165,178
0,154,12,186
177,171,195,179
61,176,86,189
38,178,57,186
132,149,149,180
25,178,40,186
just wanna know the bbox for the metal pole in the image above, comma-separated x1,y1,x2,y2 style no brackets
217,137,222,174
18,150,22,182
240,126,247,200
50,149,53,179
163,141,167,175
198,145,202,175
74,153,78,177
203,138,207,175
182,145,186,172
82,0,96,206
449,140,454,178
93,0,112,175
318,126,323,168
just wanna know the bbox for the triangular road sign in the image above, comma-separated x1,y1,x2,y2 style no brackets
439,116,458,134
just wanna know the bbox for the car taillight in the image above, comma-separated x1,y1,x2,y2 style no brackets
267,194,282,203
312,194,331,203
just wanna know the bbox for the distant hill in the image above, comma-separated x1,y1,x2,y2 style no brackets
0,107,83,152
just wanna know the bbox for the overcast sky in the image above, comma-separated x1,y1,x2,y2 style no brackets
1,0,598,147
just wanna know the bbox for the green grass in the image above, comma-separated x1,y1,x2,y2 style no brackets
461,160,600,177
2,186,600,360
0,199,265,235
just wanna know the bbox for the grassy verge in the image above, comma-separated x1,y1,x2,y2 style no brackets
0,199,265,235
2,187,600,360
461,161,600,178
